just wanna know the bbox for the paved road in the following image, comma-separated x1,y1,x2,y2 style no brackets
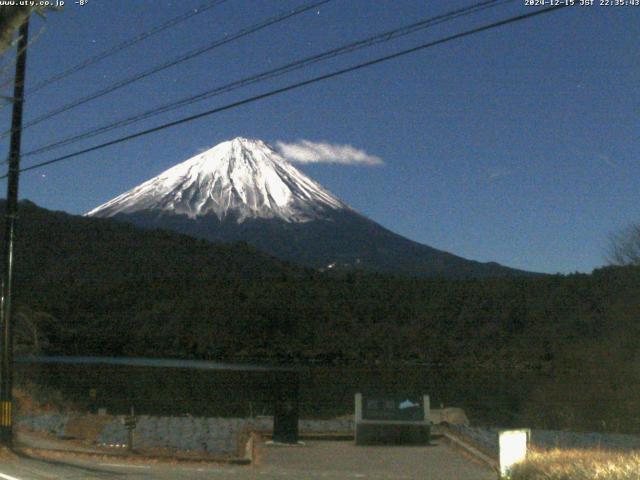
0,437,496,479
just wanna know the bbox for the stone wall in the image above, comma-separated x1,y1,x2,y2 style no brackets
17,414,355,454
18,414,69,437
98,416,243,453
430,408,469,426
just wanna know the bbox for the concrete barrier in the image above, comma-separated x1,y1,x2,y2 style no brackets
430,408,470,426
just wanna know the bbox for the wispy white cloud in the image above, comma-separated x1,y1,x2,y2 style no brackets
275,140,383,166
487,167,511,182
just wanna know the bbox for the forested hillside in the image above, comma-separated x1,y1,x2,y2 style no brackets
6,200,640,432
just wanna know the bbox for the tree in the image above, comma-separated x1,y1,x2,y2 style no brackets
0,5,61,58
0,6,31,56
607,224,640,266
13,305,55,355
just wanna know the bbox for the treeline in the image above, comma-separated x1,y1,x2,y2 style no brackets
6,201,640,432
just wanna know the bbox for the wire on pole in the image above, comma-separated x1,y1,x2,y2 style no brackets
20,0,514,159
25,0,229,96
0,0,331,139
1,4,569,180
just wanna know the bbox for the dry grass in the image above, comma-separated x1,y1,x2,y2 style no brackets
509,449,640,480
13,383,77,415
64,415,114,442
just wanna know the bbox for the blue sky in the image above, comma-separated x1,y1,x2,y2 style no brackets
0,0,638,274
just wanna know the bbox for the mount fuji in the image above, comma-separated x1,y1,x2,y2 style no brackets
87,137,532,278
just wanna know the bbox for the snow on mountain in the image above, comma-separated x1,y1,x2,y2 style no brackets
87,137,348,223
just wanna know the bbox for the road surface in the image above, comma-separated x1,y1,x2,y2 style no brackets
0,437,496,479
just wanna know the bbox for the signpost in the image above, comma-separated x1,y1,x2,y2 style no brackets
123,406,137,452
355,393,430,445
89,388,97,414
362,396,425,422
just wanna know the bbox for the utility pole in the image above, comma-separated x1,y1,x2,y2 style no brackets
0,17,29,446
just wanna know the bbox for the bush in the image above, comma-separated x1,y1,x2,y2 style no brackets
509,449,640,480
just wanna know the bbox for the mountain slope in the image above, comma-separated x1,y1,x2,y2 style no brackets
118,208,529,278
88,137,534,278
4,201,640,432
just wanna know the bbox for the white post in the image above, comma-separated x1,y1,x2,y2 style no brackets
354,393,363,422
423,395,430,423
499,429,529,478
354,393,363,444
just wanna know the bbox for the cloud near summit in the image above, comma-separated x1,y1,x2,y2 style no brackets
275,140,383,166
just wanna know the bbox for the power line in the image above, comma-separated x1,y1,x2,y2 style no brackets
0,0,228,112
22,0,514,159
0,0,331,139
2,4,569,180
25,0,229,96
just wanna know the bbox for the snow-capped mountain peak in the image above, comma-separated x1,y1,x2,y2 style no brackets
87,137,347,223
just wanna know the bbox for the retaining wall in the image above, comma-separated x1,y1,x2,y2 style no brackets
17,414,354,454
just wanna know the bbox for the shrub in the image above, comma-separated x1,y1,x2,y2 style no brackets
509,449,640,480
